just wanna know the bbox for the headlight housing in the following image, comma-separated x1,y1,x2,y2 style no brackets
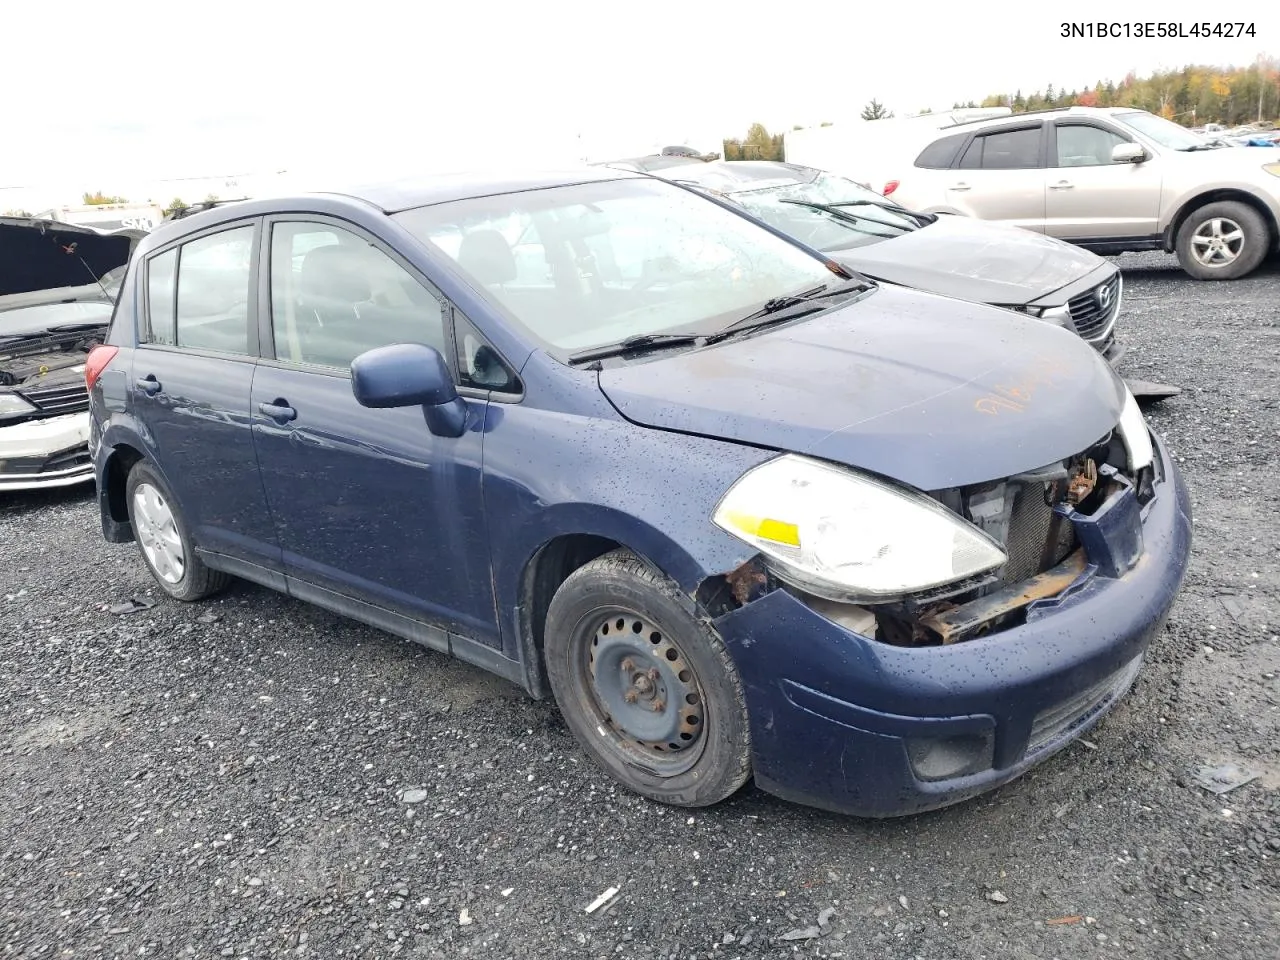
1116,383,1153,472
1263,161,1280,178
712,454,1007,604
1005,303,1071,329
0,393,38,421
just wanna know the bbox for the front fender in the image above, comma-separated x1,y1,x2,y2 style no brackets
481,388,780,670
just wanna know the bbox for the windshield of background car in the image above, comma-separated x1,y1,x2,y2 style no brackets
0,300,114,339
394,177,839,354
725,174,920,251
1113,111,1210,150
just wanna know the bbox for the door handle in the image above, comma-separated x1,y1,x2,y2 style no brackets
1050,180,1074,190
258,400,297,423
950,182,971,191
135,375,161,396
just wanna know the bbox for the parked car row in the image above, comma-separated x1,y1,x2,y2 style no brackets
76,166,1192,819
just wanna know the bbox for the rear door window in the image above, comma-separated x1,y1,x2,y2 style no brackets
174,226,255,354
959,127,1043,170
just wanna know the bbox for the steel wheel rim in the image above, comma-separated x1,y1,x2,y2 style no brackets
575,609,707,777
133,482,185,584
1190,217,1245,267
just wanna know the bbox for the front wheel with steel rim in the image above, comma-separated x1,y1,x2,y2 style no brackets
124,461,230,601
544,549,752,807
1175,200,1269,280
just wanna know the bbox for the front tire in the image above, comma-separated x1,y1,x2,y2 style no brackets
543,549,752,808
125,461,230,601
1175,201,1269,280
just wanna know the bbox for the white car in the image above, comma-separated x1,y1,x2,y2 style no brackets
1,217,144,492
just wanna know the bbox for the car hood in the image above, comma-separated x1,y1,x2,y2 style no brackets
597,284,1125,491
0,217,142,298
831,214,1106,305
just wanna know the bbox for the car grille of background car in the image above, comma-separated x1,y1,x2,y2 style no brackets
1068,274,1121,339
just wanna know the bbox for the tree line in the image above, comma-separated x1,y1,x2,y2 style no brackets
723,59,1279,163
973,57,1279,126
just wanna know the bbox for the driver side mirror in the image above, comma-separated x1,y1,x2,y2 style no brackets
350,342,468,438
1111,143,1147,164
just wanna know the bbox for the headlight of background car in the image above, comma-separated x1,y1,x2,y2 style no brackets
1116,383,1153,472
0,394,38,421
1007,304,1071,329
712,454,1007,604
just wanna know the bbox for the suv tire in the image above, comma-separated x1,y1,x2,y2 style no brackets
1175,201,1270,280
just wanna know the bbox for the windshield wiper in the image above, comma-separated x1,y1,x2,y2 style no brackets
567,332,705,365
707,279,870,343
1179,142,1224,151
778,199,915,235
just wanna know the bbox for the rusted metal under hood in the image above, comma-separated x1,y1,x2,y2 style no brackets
597,283,1127,491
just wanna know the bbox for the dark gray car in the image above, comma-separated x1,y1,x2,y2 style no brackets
627,160,1129,367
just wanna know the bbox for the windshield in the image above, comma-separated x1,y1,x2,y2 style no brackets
725,173,920,251
395,177,841,354
0,300,114,339
1113,111,1212,150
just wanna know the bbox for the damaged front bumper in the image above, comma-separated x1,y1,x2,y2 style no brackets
0,413,94,491
712,432,1191,818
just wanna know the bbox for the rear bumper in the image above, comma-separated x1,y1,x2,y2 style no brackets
0,413,93,491
713,433,1192,818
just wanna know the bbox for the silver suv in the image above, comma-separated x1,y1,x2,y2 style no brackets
888,106,1280,280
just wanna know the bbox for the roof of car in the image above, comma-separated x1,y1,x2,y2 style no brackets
339,167,639,212
137,167,650,247
939,105,1149,131
650,160,820,192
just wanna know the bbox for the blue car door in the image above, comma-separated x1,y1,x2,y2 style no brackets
248,217,499,648
130,219,282,582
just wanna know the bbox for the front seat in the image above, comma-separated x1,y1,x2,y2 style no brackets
457,230,516,289
296,245,374,366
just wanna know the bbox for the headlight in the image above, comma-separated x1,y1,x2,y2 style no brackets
0,394,38,421
1116,384,1153,472
712,454,1008,603
1263,161,1280,177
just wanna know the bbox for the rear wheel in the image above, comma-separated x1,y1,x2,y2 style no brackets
125,461,230,601
543,549,751,808
1175,201,1269,280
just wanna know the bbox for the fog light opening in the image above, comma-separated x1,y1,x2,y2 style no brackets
906,731,995,782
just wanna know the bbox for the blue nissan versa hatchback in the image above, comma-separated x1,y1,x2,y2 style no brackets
86,169,1192,818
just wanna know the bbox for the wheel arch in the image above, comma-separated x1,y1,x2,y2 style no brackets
99,442,146,541
1162,189,1280,253
513,509,743,700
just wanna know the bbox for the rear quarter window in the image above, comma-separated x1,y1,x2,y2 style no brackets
914,133,969,169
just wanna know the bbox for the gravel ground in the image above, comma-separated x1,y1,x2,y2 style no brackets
2,251,1278,960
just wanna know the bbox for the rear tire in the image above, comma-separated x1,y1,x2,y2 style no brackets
543,549,752,808
1175,201,1269,280
125,461,230,602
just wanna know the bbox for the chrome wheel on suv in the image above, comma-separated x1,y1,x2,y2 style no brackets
1176,200,1270,281
1189,217,1245,268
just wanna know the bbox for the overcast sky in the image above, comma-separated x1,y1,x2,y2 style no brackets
2,1,1274,207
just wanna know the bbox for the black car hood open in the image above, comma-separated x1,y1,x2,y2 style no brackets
831,214,1108,306
0,217,141,298
597,284,1125,492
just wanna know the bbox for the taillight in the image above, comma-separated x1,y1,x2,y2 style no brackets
883,180,900,196
85,345,119,391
